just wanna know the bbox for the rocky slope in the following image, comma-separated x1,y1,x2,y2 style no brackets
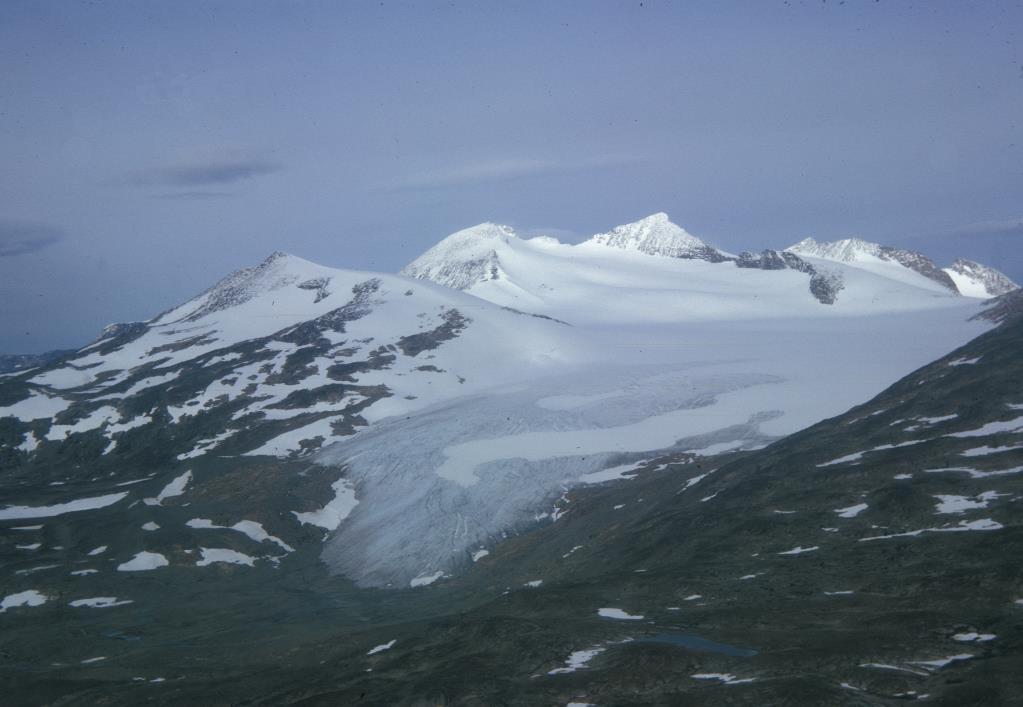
786,236,1019,300
0,219,997,591
1,288,1019,706
944,258,1019,298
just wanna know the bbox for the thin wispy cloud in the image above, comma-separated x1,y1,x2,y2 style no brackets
149,190,236,200
384,154,640,191
941,217,1023,239
127,158,283,187
0,221,64,257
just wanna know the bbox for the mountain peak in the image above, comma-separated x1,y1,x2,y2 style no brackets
944,258,1019,298
786,237,883,262
155,250,327,324
400,222,517,290
584,213,730,262
787,237,959,293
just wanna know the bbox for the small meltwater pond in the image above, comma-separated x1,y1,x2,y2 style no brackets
637,633,758,657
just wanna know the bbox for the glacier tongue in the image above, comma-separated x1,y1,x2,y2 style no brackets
317,363,782,588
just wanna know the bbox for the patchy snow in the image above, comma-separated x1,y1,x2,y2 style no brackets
0,492,128,520
409,571,444,588
471,548,490,562
5,218,994,591
948,416,1023,438
71,569,98,576
0,391,69,421
16,543,41,550
818,440,925,468
548,646,607,675
230,520,294,552
561,545,584,558
825,590,855,596
691,673,756,685
912,654,974,670
69,597,133,608
15,564,59,576
953,632,995,642
859,663,929,677
80,656,107,665
16,431,41,453
144,470,192,506
684,594,703,601
117,552,169,571
367,639,396,655
835,503,868,518
926,465,1023,479
196,548,257,567
45,405,120,441
577,460,645,484
778,545,819,555
948,356,981,366
598,607,644,620
186,518,293,553
0,589,47,613
860,518,1003,541
177,431,236,460
87,545,108,556
524,579,544,588
141,521,160,531
962,444,1023,457
818,451,865,467
934,491,1001,514
292,477,358,531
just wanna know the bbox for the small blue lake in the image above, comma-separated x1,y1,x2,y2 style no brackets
637,633,757,657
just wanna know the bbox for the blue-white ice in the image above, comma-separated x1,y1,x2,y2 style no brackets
316,363,782,587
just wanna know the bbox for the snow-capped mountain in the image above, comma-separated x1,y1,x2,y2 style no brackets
0,213,1010,589
402,214,1000,317
944,258,1019,298
398,222,515,290
582,211,732,262
785,236,1015,299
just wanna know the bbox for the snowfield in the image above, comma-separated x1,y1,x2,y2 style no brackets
0,214,1007,588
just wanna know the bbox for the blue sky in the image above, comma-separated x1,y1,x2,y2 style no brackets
1,0,1021,352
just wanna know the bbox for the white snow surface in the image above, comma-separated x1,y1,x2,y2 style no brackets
4,216,995,590
196,548,257,567
144,471,192,506
582,212,726,259
691,673,756,685
367,639,396,655
0,492,128,520
598,607,644,620
934,491,1001,514
835,503,868,518
0,589,47,612
69,597,133,608
548,646,606,674
292,477,358,531
0,391,69,421
117,552,169,572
